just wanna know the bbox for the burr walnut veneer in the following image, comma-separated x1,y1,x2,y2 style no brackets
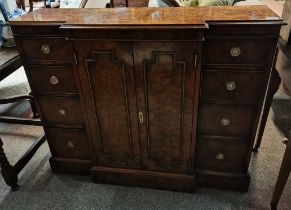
10,6,284,192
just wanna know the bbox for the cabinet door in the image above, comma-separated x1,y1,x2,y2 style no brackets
133,42,201,173
74,41,141,169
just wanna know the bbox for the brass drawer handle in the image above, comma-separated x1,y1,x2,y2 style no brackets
50,76,59,85
138,111,143,124
67,141,75,148
216,153,225,160
226,81,236,91
41,44,50,54
221,118,230,126
230,47,241,57
58,108,67,116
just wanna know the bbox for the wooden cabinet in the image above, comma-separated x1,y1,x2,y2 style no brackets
10,6,283,192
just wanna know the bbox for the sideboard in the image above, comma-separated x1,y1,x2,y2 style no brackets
9,6,284,192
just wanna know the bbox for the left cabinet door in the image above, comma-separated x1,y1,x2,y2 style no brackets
74,41,141,169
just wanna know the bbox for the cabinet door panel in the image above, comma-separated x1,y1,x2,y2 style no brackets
74,41,140,169
134,42,201,173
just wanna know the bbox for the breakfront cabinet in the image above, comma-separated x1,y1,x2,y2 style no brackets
10,6,284,192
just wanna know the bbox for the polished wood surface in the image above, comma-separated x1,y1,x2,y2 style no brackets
10,6,283,192
10,6,282,26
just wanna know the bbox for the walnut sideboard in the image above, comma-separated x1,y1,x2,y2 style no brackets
9,6,284,192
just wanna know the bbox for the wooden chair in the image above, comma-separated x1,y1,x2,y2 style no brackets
0,46,46,189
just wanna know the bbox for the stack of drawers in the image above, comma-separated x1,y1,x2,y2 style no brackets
16,34,92,173
196,34,273,187
111,0,149,7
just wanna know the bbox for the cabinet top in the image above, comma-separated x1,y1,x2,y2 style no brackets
9,6,283,28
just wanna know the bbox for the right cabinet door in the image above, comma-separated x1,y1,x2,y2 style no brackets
133,42,202,173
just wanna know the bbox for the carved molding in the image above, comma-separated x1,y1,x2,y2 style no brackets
86,51,134,164
143,51,186,169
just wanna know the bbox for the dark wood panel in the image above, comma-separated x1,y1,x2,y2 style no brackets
198,103,257,137
47,128,92,160
196,137,249,173
91,166,195,192
28,65,78,94
50,157,91,175
196,170,250,192
19,37,71,61
203,38,272,66
200,70,265,101
134,42,202,173
38,96,85,127
74,41,141,169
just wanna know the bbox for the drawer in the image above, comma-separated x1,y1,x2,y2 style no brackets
200,70,265,101
20,37,71,61
47,128,91,160
196,137,249,173
112,0,127,7
29,66,78,94
203,38,271,66
198,104,257,137
38,96,84,127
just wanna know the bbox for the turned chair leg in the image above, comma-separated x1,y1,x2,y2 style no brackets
253,68,281,152
0,138,19,190
270,131,291,209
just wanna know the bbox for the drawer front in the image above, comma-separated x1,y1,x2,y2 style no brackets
20,37,71,61
196,138,249,173
38,96,84,126
112,0,127,7
198,104,257,137
29,66,78,94
201,71,265,101
47,128,91,160
203,38,271,66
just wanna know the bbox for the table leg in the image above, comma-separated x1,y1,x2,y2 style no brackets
253,68,281,152
0,138,18,190
270,131,291,209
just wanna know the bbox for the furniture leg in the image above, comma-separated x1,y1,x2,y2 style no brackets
253,67,281,152
29,0,33,12
17,0,26,10
270,131,291,210
0,138,18,190
29,92,38,118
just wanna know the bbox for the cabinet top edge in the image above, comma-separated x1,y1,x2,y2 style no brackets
9,6,284,27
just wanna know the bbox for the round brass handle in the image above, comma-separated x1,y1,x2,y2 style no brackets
221,118,230,126
230,47,241,57
50,76,59,85
216,153,225,160
58,108,67,116
226,81,236,91
41,44,50,54
67,141,75,148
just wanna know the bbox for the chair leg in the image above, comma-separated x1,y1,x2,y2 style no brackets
29,0,33,12
0,138,19,190
270,131,291,210
253,68,281,152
